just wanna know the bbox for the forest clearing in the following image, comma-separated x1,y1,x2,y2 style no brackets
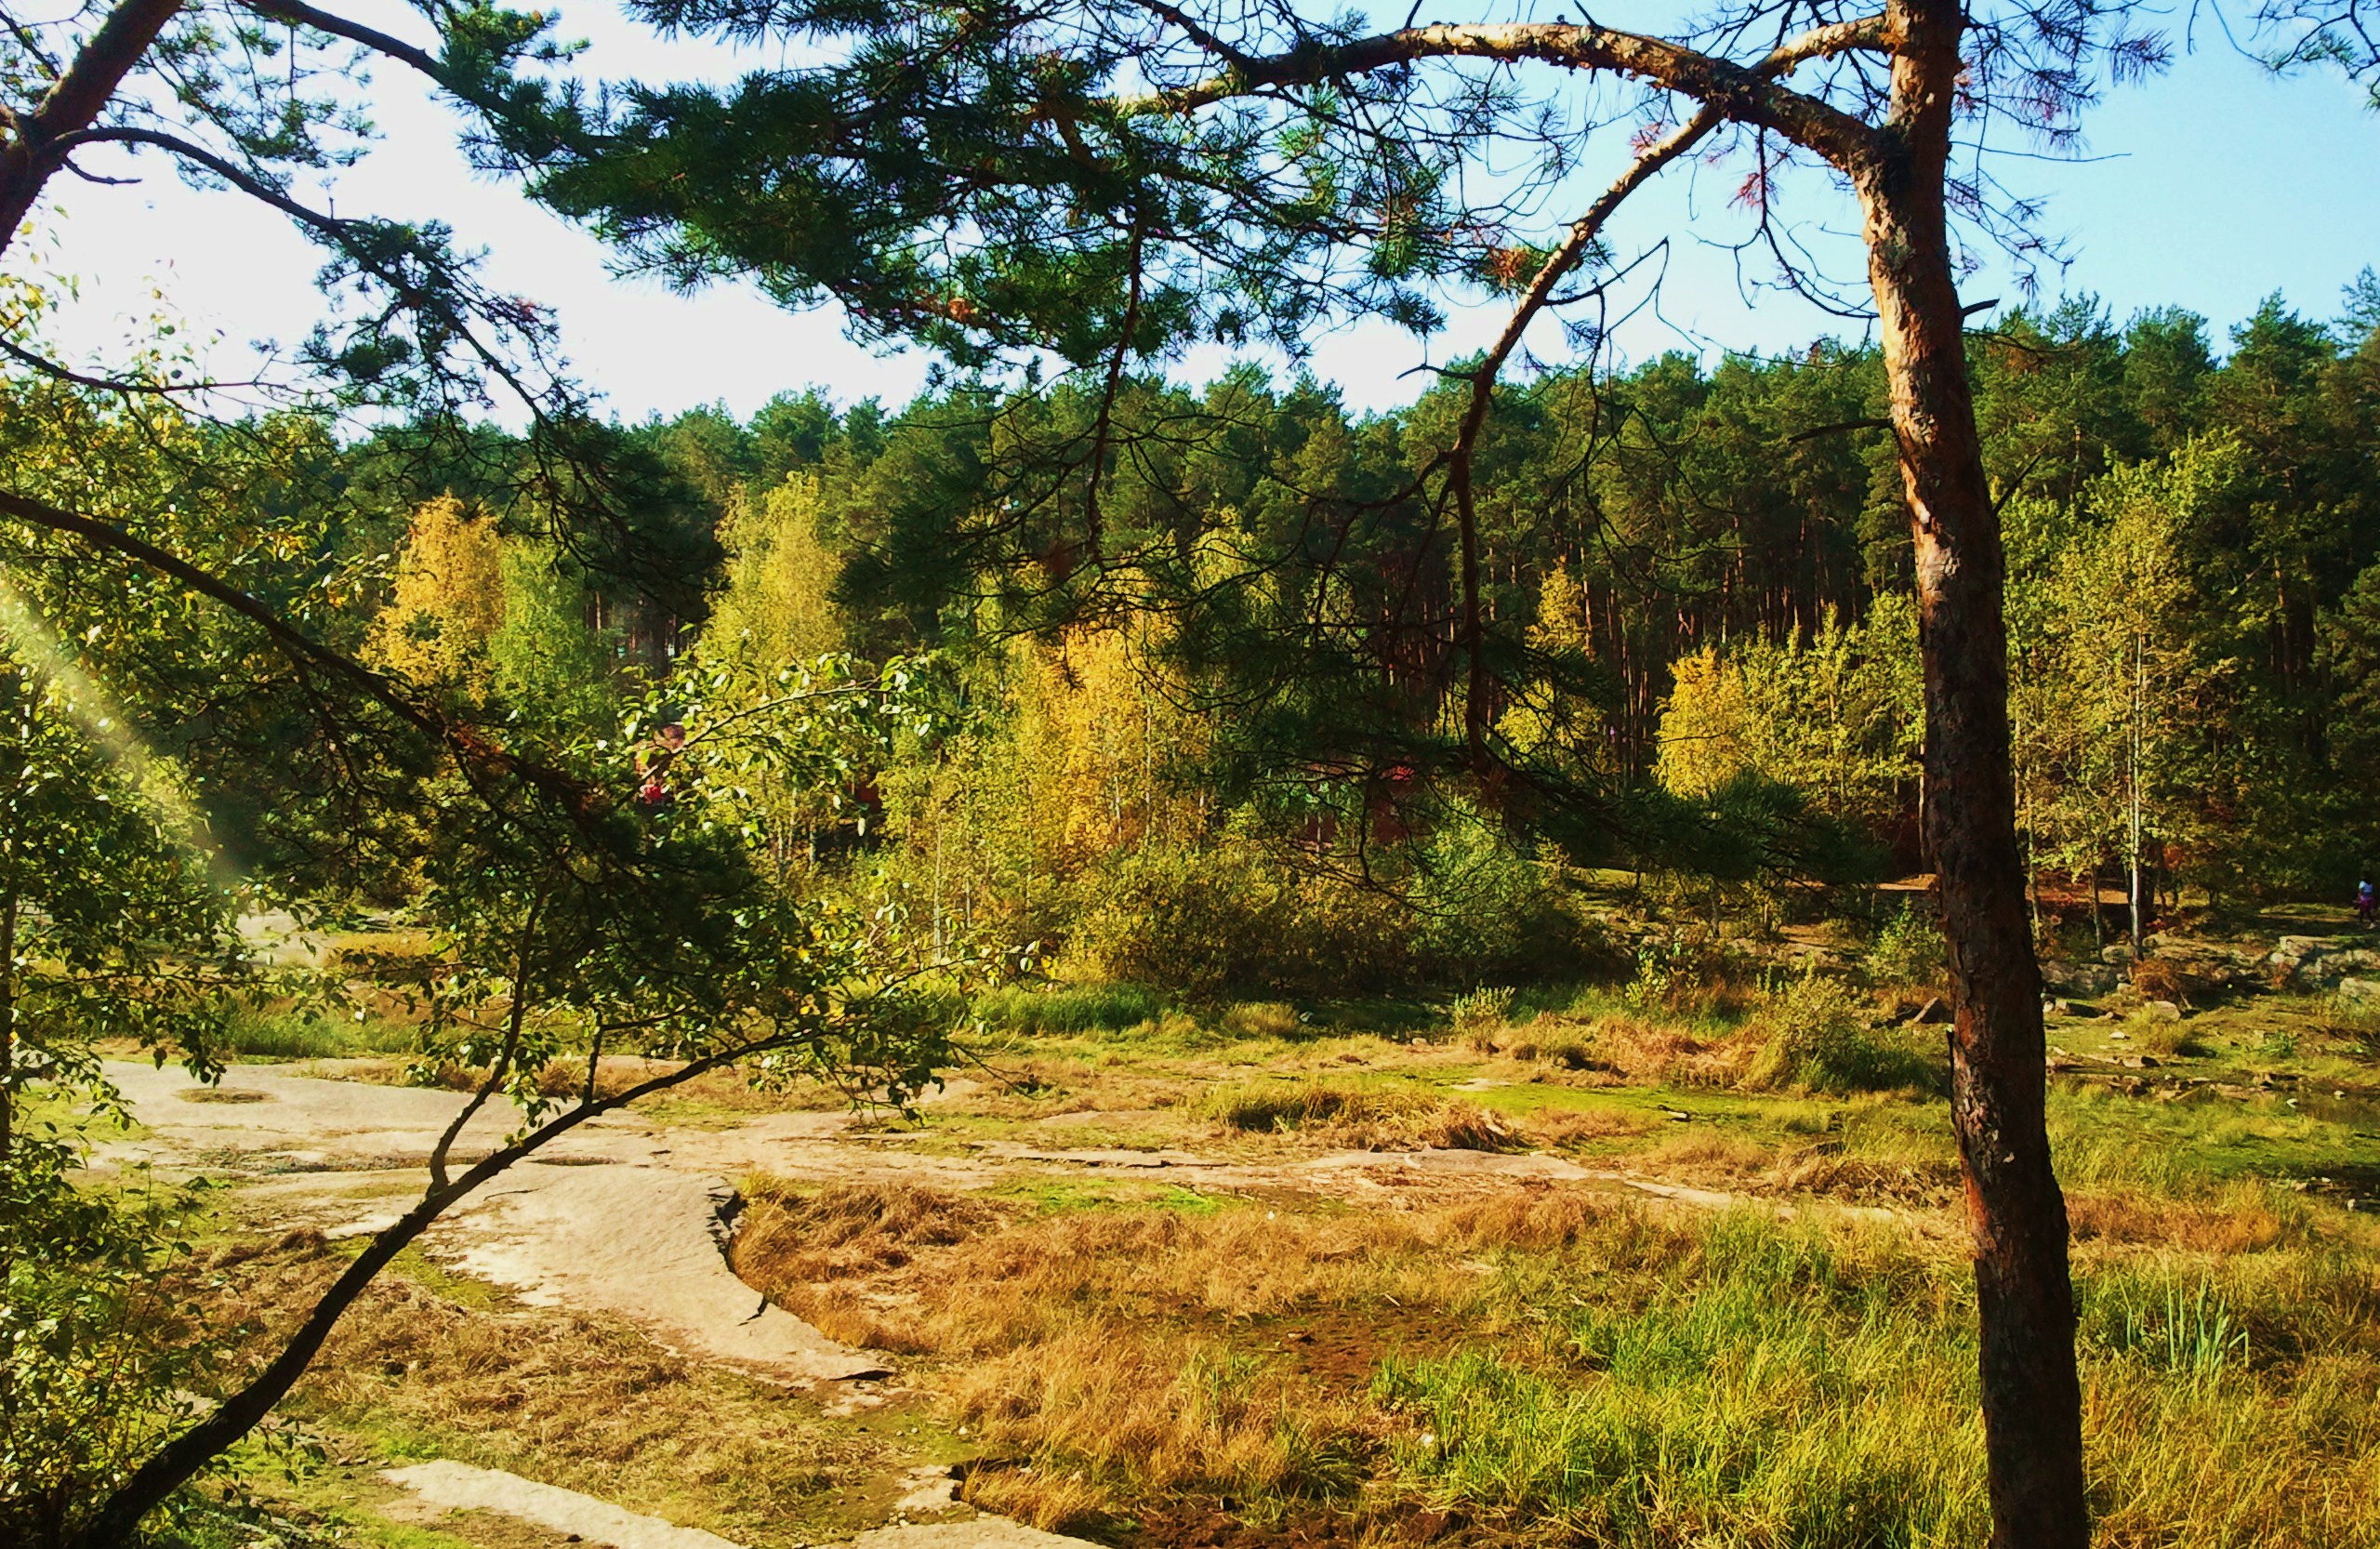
63,888,2380,1549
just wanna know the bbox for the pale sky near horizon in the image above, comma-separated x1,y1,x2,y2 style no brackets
24,6,2380,424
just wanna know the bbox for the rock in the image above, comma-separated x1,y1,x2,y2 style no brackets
2268,939,2380,988
1911,996,1952,1025
2339,976,2380,1007
2041,960,2119,997
892,1465,962,1515
383,1461,743,1549
2100,943,2137,967
2148,1000,2183,1022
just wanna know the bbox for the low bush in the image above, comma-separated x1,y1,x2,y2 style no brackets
2126,1009,2212,1059
1070,827,1577,1000
1221,1000,1304,1038
1863,899,1947,988
1743,973,1938,1094
1072,844,1413,999
1448,986,1517,1035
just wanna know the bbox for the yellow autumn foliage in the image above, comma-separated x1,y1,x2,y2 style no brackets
369,496,507,694
1653,646,1754,799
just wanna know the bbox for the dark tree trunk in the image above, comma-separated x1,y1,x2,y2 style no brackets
0,0,186,257
1857,34,2089,1544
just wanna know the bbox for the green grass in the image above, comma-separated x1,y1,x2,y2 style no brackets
1366,1208,2380,1547
218,1007,417,1063
2049,1081,2380,1193
973,982,1168,1035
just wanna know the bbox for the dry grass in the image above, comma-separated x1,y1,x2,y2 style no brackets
728,1182,1001,1350
2130,958,2193,1003
725,1177,2380,1544
1514,1105,1660,1148
1761,1145,1963,1206
191,1235,887,1548
1633,1130,1778,1183
1586,1015,1757,1086
2068,1189,2289,1253
732,1182,1556,1359
1199,1082,1522,1152
729,1179,1633,1533
950,1332,1377,1535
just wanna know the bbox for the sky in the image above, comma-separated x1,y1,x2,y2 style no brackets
24,5,2380,424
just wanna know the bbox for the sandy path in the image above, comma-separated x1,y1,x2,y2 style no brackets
102,1060,886,1384
100,1057,1873,1546
382,1461,1100,1549
102,1057,1854,1390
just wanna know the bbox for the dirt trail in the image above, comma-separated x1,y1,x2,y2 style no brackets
381,1461,1094,1549
102,1060,896,1384
103,1056,1836,1373
102,1057,1874,1545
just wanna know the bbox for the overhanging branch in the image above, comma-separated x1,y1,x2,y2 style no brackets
0,485,602,815
1141,17,1887,170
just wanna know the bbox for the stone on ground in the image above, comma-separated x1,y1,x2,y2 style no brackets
382,1460,1104,1549
382,1461,741,1549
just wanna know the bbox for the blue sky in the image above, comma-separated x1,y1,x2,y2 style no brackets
28,7,2380,422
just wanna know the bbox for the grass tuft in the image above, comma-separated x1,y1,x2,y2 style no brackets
218,1006,418,1062
1743,974,1940,1094
1200,1082,1520,1151
973,982,1168,1036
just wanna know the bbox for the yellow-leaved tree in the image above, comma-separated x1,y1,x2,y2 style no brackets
369,497,507,695
704,473,845,669
1653,646,1754,800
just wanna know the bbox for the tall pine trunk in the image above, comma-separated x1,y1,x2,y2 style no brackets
1858,99,2090,1549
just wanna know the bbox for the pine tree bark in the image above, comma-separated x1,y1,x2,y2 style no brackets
1857,15,2088,1540
0,0,185,255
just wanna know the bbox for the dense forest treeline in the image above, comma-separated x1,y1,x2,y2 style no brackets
13,285,2380,992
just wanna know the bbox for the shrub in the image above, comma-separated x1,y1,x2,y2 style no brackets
1623,931,1711,1012
1073,843,1408,999
1448,986,1517,1034
1863,900,1946,987
1,1135,223,1548
1744,973,1937,1094
1408,802,1565,974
